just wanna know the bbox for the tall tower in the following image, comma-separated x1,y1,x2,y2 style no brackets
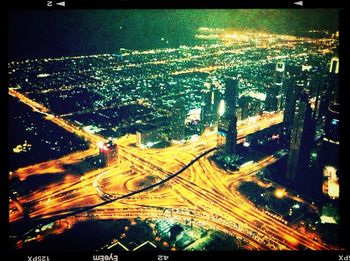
286,89,315,183
201,82,220,131
317,57,340,222
318,55,340,173
217,73,238,155
265,61,285,112
283,78,303,135
275,61,285,110
329,56,339,74
171,98,186,141
328,56,339,104
318,103,340,197
318,56,339,122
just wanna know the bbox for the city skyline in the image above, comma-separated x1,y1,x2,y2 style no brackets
7,10,343,252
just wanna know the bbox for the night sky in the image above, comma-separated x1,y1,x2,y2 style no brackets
8,9,339,60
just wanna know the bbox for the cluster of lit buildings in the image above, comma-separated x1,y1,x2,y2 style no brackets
8,27,340,229
209,55,340,224
132,48,340,226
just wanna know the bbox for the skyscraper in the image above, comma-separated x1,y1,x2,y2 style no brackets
171,98,186,141
201,82,220,131
275,61,285,110
329,56,339,74
317,56,339,123
317,57,340,223
286,89,316,183
283,78,303,135
324,103,340,145
265,61,285,112
328,56,339,104
318,103,340,199
217,74,238,155
318,96,340,169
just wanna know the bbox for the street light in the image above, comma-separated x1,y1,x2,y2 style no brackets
274,188,286,199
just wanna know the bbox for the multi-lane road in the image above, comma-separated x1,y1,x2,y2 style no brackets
9,87,337,250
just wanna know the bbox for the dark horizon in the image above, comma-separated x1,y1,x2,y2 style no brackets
8,9,339,61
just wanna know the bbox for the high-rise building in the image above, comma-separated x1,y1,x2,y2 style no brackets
265,61,285,112
275,61,285,84
275,61,285,110
99,139,118,166
317,56,339,123
201,83,220,131
319,102,340,169
283,57,339,198
283,78,303,136
318,103,340,202
317,57,340,224
286,89,316,183
329,56,339,74
217,74,238,155
328,56,339,104
324,103,340,145
171,98,186,141
309,74,324,121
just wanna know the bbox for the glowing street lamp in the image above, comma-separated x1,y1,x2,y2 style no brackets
274,188,286,199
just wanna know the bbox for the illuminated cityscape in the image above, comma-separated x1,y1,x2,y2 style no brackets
8,10,342,251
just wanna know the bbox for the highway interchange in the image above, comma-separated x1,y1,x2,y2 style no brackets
9,87,338,251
